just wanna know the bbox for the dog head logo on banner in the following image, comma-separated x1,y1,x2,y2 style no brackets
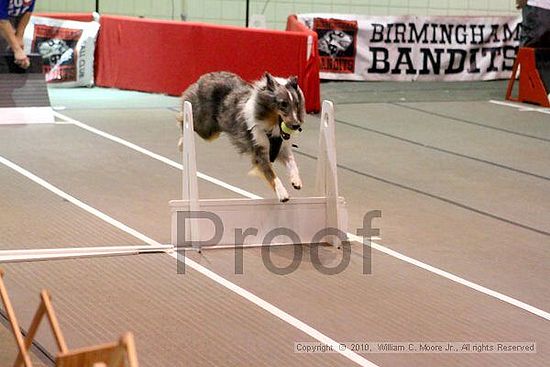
319,30,353,57
32,26,81,83
313,18,358,74
24,16,100,87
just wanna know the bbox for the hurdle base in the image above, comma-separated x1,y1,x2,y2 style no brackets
0,106,55,125
170,197,348,250
0,57,55,124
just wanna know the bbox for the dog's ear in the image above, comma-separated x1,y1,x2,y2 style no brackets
264,72,276,91
287,76,298,90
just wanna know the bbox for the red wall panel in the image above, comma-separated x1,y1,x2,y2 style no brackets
95,15,319,112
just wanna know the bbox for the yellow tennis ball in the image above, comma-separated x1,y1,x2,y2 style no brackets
281,121,295,135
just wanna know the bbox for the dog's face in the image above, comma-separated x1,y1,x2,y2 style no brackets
264,73,305,132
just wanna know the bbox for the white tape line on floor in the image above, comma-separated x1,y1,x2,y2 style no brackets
489,100,550,115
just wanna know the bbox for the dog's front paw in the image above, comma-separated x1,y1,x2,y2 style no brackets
276,187,290,202
274,178,290,202
291,176,302,190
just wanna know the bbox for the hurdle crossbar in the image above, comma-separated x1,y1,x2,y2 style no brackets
0,245,172,263
170,100,348,250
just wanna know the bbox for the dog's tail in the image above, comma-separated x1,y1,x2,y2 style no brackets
179,86,223,146
177,101,221,151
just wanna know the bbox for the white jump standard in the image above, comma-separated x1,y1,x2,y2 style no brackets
170,100,348,250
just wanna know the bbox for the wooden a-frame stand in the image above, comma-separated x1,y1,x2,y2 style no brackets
0,269,139,367
170,100,348,250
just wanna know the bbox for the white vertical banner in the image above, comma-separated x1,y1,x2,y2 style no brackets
297,14,522,81
23,16,100,87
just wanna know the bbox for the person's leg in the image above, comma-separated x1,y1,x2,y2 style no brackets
0,40,10,73
0,18,10,73
521,5,537,47
529,6,550,48
0,16,23,73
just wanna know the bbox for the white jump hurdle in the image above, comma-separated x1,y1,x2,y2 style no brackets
169,100,347,250
0,64,55,125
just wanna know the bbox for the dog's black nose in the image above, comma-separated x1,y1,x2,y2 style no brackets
291,124,301,131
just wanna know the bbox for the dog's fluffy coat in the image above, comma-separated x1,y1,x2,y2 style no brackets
178,71,306,202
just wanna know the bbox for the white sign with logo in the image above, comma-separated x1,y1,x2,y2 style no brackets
297,14,522,81
23,16,100,87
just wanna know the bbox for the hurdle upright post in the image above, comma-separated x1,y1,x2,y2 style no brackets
182,101,201,248
315,101,342,244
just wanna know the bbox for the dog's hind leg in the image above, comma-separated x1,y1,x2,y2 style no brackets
250,147,289,202
277,143,302,190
